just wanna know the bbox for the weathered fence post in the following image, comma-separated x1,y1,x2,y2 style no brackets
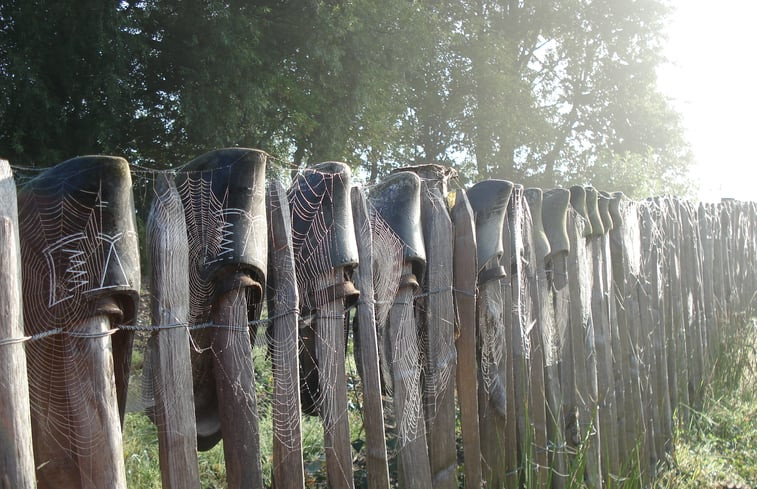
290,162,358,489
585,186,620,481
608,192,649,480
541,187,571,489
698,203,718,368
211,281,264,489
146,173,201,489
523,188,550,489
719,203,733,325
401,165,458,489
720,201,737,320
370,171,433,489
0,159,35,489
507,184,532,486
599,191,630,470
566,186,602,488
267,181,305,489
556,192,579,481
467,179,514,489
451,189,483,489
660,198,688,426
349,186,391,489
680,200,708,410
638,201,673,467
709,204,727,327
177,148,268,489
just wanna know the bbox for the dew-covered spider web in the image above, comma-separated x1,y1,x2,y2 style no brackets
7,153,757,489
6,155,512,487
415,180,457,424
15,158,141,486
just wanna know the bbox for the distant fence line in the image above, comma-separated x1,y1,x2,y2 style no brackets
0,152,755,489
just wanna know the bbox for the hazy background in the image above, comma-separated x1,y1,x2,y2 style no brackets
659,0,757,202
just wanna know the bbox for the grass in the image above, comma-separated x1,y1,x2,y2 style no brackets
123,330,370,488
655,316,757,488
123,316,757,488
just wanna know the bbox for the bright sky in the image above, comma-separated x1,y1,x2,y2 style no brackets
657,0,757,202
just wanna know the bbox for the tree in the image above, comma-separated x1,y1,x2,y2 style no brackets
0,0,139,166
408,0,693,197
0,0,693,197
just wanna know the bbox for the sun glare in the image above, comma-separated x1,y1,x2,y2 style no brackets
658,0,757,202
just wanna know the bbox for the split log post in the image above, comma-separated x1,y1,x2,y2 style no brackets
267,181,306,489
541,187,572,489
608,193,647,478
585,186,620,481
288,162,356,489
211,281,264,489
477,254,511,489
675,201,698,411
719,204,733,325
653,203,674,460
0,159,36,489
467,179,513,489
623,202,656,484
451,190,483,489
411,167,458,489
554,237,576,460
692,201,711,402
523,188,550,489
681,201,708,409
349,187,391,489
706,203,722,356
636,203,660,472
390,264,434,489
721,202,732,322
506,186,530,486
551,248,573,486
598,191,629,468
146,174,201,489
501,187,521,489
709,205,726,327
315,270,355,489
697,204,718,369
662,199,688,425
638,202,673,466
369,171,432,489
566,186,602,488
43,313,126,489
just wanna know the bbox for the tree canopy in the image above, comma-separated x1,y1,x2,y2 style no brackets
0,0,693,197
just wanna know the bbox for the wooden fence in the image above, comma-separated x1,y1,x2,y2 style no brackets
0,153,755,489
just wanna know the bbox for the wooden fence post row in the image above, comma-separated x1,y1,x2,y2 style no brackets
1,156,756,489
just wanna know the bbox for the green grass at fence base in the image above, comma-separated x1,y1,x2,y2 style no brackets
655,317,757,488
124,316,756,488
123,333,369,488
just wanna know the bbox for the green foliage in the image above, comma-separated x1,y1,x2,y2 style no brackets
0,0,693,195
0,0,140,165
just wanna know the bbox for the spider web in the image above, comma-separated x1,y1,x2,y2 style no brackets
9,156,757,489
509,189,533,361
478,277,508,414
17,167,139,483
362,201,404,395
416,182,457,420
